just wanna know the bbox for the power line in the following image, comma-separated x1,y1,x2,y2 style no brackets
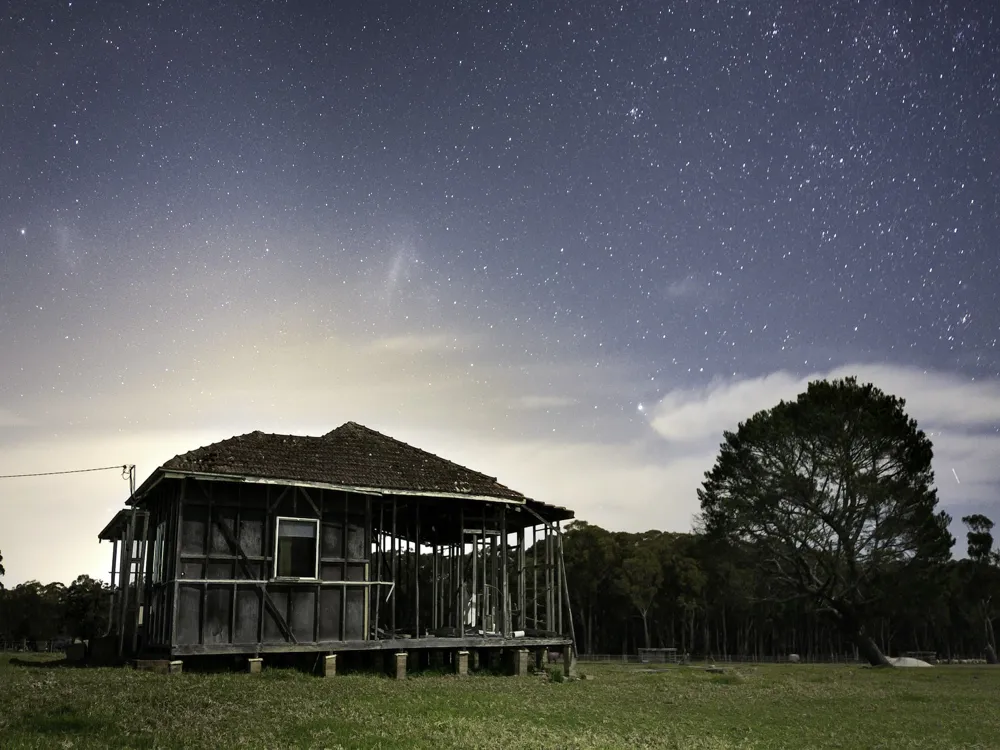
0,464,130,479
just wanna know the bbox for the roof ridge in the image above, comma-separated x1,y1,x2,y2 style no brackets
330,422,501,483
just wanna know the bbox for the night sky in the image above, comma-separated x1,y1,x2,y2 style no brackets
2,1,999,585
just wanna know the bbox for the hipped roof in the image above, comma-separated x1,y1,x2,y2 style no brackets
150,421,551,508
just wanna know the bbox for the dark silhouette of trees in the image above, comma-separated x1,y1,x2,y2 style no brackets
697,377,954,666
962,514,999,663
62,575,113,641
0,574,111,648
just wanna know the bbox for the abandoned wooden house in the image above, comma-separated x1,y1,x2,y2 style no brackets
98,422,576,676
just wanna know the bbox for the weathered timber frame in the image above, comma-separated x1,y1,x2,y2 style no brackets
101,471,574,660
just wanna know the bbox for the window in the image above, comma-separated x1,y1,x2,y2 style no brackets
274,517,319,579
151,521,166,584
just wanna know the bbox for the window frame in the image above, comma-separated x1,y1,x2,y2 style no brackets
151,520,167,584
272,516,321,581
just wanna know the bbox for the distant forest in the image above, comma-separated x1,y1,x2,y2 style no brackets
560,518,998,660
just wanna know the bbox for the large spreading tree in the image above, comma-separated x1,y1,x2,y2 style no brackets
698,377,954,666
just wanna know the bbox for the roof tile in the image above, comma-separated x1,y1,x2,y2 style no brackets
162,421,527,501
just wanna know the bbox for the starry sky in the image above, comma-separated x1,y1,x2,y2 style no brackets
2,0,999,586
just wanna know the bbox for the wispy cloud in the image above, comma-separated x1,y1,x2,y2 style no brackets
647,364,1000,526
509,395,578,410
365,333,461,354
665,275,700,299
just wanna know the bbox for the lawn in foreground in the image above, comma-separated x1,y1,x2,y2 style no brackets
1,655,997,749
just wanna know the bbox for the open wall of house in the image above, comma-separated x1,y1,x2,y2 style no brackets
368,496,572,642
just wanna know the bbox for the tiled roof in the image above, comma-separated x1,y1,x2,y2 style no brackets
160,421,528,502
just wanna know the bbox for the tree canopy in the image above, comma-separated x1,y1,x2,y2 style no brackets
697,376,954,666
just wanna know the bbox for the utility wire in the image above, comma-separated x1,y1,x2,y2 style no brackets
0,464,129,479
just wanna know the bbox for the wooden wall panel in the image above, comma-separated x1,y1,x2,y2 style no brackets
210,509,235,555
290,589,316,642
204,585,231,644
176,585,202,645
346,524,365,559
319,588,342,641
263,589,289,642
345,589,365,640
234,588,260,644
239,511,264,557
181,506,207,555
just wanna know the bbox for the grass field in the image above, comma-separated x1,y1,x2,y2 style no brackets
1,654,998,749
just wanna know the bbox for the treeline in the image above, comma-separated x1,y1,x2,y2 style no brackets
561,520,1000,660
0,575,112,648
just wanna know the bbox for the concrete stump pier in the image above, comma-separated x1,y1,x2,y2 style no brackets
247,657,263,674
394,651,408,680
455,650,469,676
512,648,530,676
322,654,337,677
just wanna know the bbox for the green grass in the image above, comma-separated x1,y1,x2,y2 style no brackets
1,654,998,749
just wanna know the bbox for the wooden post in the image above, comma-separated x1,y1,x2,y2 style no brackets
501,505,509,637
391,497,397,636
544,524,553,631
458,506,465,637
257,485,267,645
108,538,119,633
557,523,578,655
532,525,538,629
481,505,487,634
117,508,136,657
364,493,372,641
415,503,421,638
430,543,436,630
555,521,563,635
373,500,382,639
517,526,525,631
132,509,150,656
562,643,576,678
490,524,497,632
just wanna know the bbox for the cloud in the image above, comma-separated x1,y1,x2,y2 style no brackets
650,365,1000,443
650,371,803,442
365,333,459,353
647,363,1000,520
665,275,700,299
509,395,578,410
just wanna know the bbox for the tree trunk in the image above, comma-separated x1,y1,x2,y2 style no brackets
852,629,892,667
834,603,892,667
982,600,998,664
